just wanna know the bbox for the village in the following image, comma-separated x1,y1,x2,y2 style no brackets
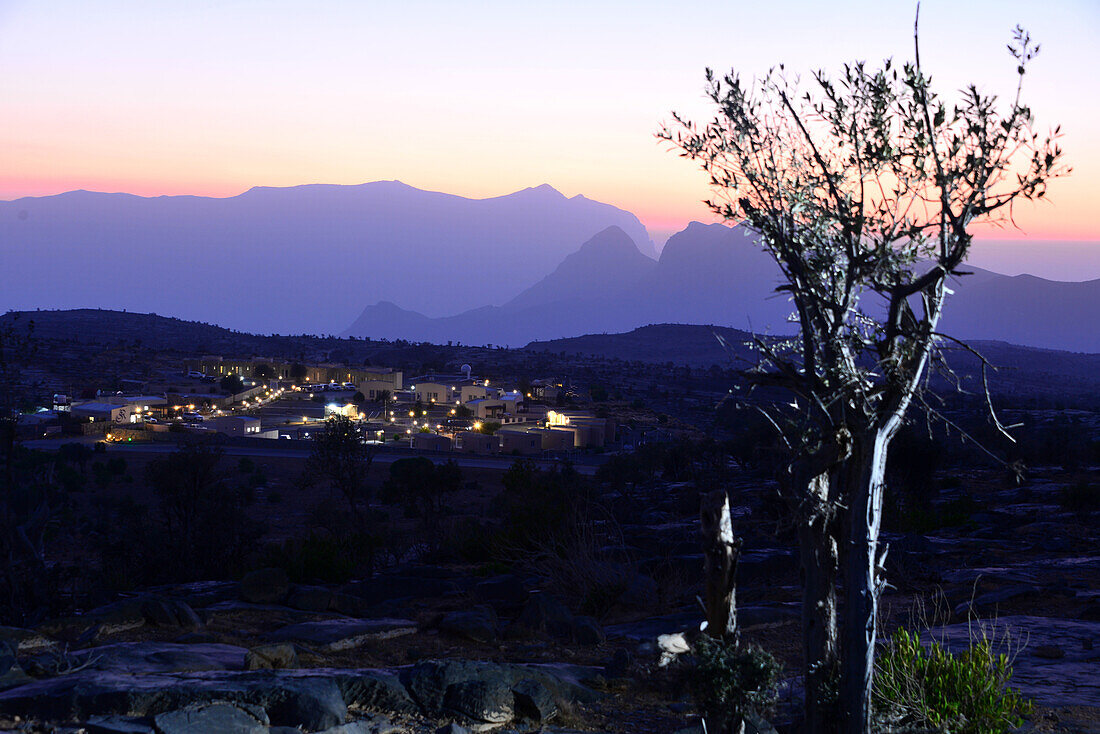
19,356,616,456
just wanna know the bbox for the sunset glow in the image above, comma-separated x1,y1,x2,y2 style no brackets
0,0,1096,245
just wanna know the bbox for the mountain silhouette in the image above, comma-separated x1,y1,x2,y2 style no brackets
0,181,656,334
343,221,1100,353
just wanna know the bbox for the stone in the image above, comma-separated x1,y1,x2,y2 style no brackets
0,669,347,730
271,618,417,651
239,567,291,604
401,659,600,719
436,725,471,734
343,574,461,604
84,715,156,733
511,678,557,722
68,641,247,674
1033,644,1065,660
154,702,268,734
0,625,55,652
287,585,335,612
953,585,1042,617
444,679,514,725
245,643,300,670
570,616,604,646
440,606,498,644
316,714,402,734
744,711,779,734
333,669,418,714
36,615,99,643
603,648,632,678
739,605,799,628
473,575,529,610
516,593,575,639
81,717,152,734
0,640,31,692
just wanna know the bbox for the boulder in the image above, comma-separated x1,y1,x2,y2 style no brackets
436,724,471,734
67,642,247,674
315,713,402,734
287,585,335,613
154,702,268,734
0,625,55,652
472,575,529,610
245,643,300,670
440,606,498,644
240,568,291,604
570,616,605,646
333,669,418,714
271,618,417,651
83,715,156,733
511,678,557,722
515,593,575,639
401,659,599,720
0,640,31,692
444,679,514,725
0,669,347,730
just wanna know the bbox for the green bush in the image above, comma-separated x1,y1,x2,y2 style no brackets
689,636,781,723
874,628,1032,734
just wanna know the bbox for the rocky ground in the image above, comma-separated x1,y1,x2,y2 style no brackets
1,465,1098,733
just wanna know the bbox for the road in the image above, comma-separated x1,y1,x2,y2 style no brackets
20,437,603,475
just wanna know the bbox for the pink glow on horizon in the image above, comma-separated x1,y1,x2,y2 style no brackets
1,1,1095,250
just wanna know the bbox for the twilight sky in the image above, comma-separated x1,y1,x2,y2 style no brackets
1,1,1097,260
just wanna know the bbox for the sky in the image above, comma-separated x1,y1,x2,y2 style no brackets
1,0,1097,257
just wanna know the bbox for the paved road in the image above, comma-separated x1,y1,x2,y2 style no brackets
20,438,602,475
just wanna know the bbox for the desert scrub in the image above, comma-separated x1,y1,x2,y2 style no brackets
689,636,781,729
873,627,1032,733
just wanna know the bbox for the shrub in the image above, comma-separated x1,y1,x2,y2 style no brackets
260,531,383,583
238,457,255,474
689,637,781,725
874,628,1032,734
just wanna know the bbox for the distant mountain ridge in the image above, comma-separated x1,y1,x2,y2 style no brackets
0,181,656,334
344,221,1100,353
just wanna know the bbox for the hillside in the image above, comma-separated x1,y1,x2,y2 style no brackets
526,323,1100,406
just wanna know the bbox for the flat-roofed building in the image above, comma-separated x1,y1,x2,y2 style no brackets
72,402,134,424
466,398,505,419
411,382,452,405
545,409,614,448
459,384,499,403
208,415,265,436
456,431,497,454
412,433,453,452
497,427,542,455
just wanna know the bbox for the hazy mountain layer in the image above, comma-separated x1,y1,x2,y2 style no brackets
0,182,656,334
344,222,1100,353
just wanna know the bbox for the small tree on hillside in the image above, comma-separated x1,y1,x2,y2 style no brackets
289,363,309,384
254,363,276,380
304,414,375,524
660,17,1064,733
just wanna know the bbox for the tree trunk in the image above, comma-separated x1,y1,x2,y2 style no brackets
797,472,840,734
841,431,891,734
700,490,746,734
701,489,741,642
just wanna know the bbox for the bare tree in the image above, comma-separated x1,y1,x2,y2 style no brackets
660,15,1064,733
